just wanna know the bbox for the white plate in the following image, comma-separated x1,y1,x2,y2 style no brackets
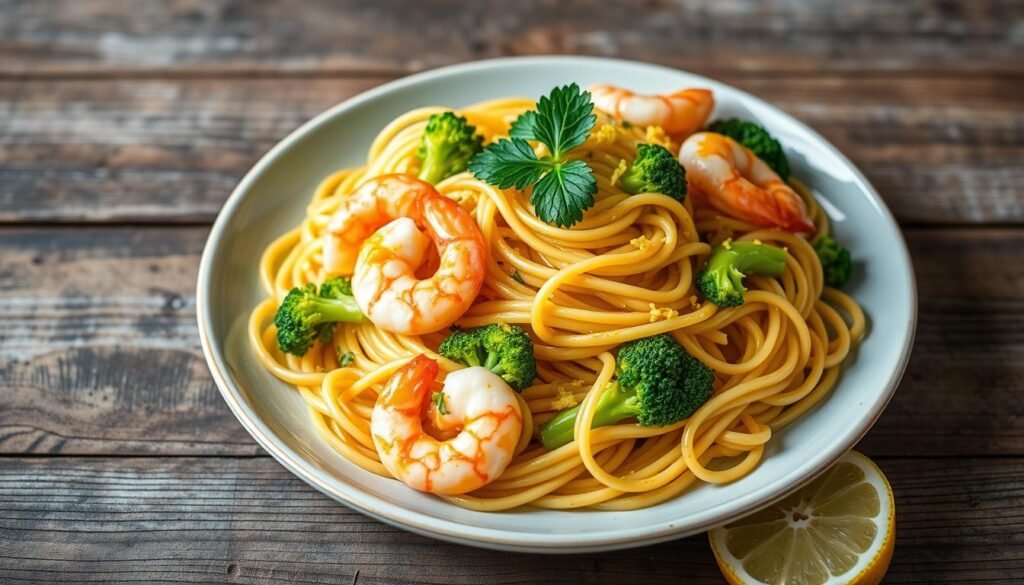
197,56,916,553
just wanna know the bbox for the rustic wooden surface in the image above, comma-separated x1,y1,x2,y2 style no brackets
1,1,1022,582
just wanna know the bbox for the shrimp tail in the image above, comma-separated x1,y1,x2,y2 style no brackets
766,182,815,232
784,207,816,233
681,133,815,233
380,354,438,411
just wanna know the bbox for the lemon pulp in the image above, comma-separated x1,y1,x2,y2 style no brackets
710,451,894,585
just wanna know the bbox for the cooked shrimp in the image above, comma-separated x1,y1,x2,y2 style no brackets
679,132,814,232
323,174,486,335
588,84,714,137
371,354,523,495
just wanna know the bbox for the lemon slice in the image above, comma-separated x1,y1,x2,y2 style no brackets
709,451,895,585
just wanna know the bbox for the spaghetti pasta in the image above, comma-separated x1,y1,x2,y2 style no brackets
249,94,864,511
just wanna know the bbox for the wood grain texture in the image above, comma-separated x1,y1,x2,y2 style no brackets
1,0,1023,76
0,77,386,223
0,227,259,455
2,75,1022,224
0,456,1020,584
1,227,1021,457
1,0,1021,579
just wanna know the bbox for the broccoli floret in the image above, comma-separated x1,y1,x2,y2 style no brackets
619,143,687,202
438,323,537,392
708,119,790,179
273,277,365,356
697,242,787,308
813,235,852,288
539,334,714,449
417,111,483,184
318,275,353,298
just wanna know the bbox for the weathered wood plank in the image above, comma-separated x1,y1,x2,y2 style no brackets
1,227,1021,457
2,75,1021,224
0,77,385,223
1,0,1022,76
857,228,1024,457
0,227,259,455
0,456,1019,583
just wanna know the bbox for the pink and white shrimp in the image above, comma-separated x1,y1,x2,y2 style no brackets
588,84,715,137
322,174,486,335
679,132,814,233
371,355,523,495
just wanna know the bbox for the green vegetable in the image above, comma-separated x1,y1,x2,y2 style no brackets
708,118,790,179
697,242,788,308
619,143,687,201
469,84,598,228
511,269,526,285
813,235,852,288
508,110,537,140
539,335,714,450
438,323,537,392
319,276,353,298
274,277,365,356
416,112,483,184
337,350,355,367
431,391,449,415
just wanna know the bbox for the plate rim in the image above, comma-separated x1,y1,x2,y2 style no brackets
196,55,917,553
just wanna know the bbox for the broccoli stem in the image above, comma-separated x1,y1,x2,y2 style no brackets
457,347,483,367
618,167,646,195
539,382,638,449
707,242,786,279
733,242,787,276
310,296,364,324
418,156,448,185
483,351,503,375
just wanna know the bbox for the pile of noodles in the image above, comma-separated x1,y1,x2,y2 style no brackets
249,97,864,511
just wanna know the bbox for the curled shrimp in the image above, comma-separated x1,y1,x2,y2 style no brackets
679,132,814,232
588,83,714,137
371,355,523,495
323,174,486,335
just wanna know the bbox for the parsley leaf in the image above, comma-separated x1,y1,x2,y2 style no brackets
468,138,551,189
511,269,526,285
531,159,596,228
337,350,355,367
532,83,596,157
509,111,537,140
469,84,598,228
431,391,449,415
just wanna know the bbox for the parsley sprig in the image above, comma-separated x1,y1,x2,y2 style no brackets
431,391,449,415
469,84,598,228
337,350,355,367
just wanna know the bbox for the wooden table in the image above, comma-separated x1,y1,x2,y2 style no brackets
2,1,1021,582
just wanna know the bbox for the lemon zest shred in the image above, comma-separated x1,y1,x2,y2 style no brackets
610,159,628,186
648,303,679,323
550,385,579,410
645,125,675,150
591,124,618,145
630,235,652,251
